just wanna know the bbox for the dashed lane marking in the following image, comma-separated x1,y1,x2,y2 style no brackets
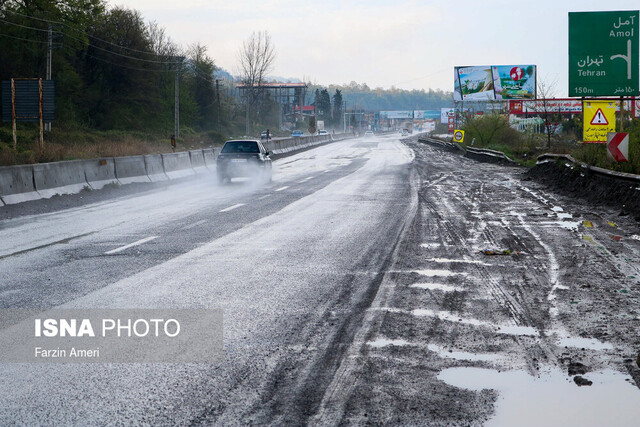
181,220,206,230
219,203,245,212
105,236,159,255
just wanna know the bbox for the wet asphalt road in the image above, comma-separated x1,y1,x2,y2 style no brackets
1,134,640,425
0,134,416,424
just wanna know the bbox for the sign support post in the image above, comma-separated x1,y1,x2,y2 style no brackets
11,79,16,150
620,96,624,132
38,78,44,150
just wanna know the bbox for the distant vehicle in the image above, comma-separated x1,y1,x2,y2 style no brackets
260,131,269,139
291,130,304,138
364,131,374,137
318,130,329,136
401,129,410,136
216,139,272,184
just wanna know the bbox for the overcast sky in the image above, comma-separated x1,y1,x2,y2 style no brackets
109,0,639,97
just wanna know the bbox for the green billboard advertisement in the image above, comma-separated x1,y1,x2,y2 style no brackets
492,65,536,99
569,11,639,97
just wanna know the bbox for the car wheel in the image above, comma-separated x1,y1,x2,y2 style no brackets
217,174,226,185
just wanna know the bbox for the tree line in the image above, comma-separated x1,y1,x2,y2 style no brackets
311,81,451,113
0,0,223,138
0,0,453,146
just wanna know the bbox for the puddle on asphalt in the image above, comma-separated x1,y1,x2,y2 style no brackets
414,269,467,277
427,343,502,362
411,309,538,336
438,366,640,426
367,338,411,348
420,243,441,249
540,220,582,231
410,283,464,292
555,336,614,351
424,258,492,266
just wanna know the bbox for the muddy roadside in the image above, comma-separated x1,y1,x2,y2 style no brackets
330,137,640,425
527,161,640,221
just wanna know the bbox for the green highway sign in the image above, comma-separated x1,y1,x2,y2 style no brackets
569,11,639,97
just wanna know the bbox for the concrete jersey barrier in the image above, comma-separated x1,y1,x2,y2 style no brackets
115,155,151,184
144,154,168,182
162,152,195,179
33,160,89,198
203,149,216,169
189,150,207,174
0,137,344,206
83,158,118,189
0,165,39,205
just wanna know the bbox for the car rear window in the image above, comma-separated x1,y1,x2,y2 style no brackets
221,141,260,153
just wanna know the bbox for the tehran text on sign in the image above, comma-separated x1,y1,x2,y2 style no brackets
569,11,639,97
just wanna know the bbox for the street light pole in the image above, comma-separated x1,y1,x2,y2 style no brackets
343,101,346,134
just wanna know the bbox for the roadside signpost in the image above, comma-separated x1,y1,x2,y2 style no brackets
569,11,639,97
607,132,629,162
583,100,616,142
453,130,465,143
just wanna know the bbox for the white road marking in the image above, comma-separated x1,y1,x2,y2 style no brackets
181,220,206,230
258,195,271,200
219,203,245,212
274,186,289,192
298,176,314,183
105,236,158,255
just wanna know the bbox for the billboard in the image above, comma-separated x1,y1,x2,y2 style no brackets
2,80,55,122
508,98,637,115
492,65,536,99
454,65,536,101
413,110,441,119
456,66,494,101
441,108,454,124
380,111,413,119
569,11,639,97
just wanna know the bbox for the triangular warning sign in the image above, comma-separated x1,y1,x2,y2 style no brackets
590,108,609,125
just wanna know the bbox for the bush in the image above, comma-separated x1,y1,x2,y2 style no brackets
463,113,523,148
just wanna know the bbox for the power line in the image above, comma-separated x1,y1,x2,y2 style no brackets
0,31,51,44
0,15,182,65
0,17,52,33
2,8,176,58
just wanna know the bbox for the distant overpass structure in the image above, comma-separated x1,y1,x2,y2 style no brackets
373,110,441,131
236,82,308,127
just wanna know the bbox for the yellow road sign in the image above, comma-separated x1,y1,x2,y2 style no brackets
453,129,465,143
583,100,616,143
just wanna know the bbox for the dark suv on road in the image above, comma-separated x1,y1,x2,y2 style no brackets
216,140,272,184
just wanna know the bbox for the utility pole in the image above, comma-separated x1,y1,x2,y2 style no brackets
343,101,346,134
174,63,180,138
215,79,222,132
45,25,52,132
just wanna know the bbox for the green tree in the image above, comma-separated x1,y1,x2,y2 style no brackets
332,89,343,128
184,42,216,129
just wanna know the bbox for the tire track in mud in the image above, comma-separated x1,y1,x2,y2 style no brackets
336,140,640,424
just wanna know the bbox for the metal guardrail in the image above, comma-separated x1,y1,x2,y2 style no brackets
536,153,640,183
418,136,515,163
